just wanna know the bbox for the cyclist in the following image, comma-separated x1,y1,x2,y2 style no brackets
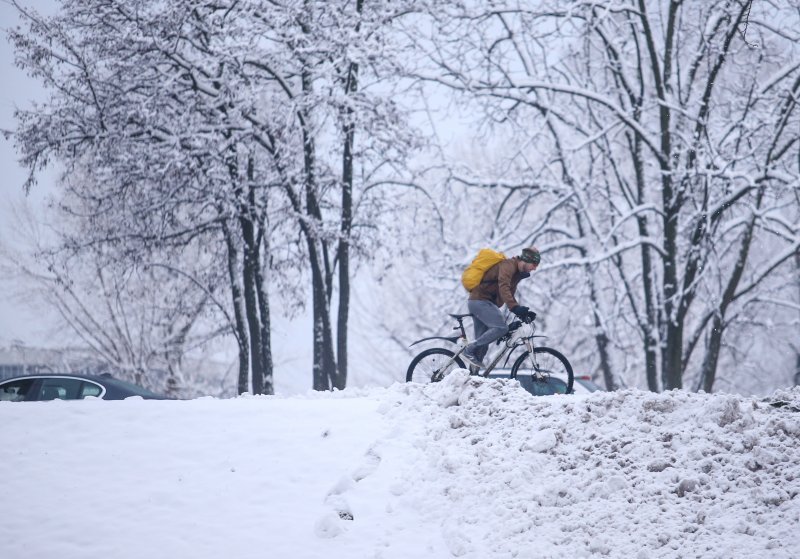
461,247,540,369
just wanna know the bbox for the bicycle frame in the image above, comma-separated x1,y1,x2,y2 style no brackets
474,320,543,377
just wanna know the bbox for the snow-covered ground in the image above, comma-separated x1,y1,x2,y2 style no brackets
2,371,799,559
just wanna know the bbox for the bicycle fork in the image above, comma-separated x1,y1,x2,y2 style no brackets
523,339,545,380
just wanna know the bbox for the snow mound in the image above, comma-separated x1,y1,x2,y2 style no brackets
372,372,800,558
3,375,798,558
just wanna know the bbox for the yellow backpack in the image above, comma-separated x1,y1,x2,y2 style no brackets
461,248,506,292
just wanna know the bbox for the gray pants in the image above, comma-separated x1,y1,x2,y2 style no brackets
467,300,509,361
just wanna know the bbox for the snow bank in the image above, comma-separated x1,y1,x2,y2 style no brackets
0,396,388,559
365,373,800,558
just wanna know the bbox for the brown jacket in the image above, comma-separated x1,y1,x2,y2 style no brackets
468,257,530,309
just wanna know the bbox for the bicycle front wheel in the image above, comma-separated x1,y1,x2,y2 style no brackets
406,347,466,383
510,347,574,395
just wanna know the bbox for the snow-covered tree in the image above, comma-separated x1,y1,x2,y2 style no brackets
9,0,420,392
406,0,800,392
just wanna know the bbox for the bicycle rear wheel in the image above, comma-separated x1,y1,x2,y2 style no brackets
510,347,574,395
406,347,466,383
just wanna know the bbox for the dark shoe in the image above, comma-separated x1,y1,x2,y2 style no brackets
461,346,484,369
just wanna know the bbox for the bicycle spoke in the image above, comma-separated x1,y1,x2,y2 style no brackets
529,353,566,377
406,348,464,383
510,347,574,395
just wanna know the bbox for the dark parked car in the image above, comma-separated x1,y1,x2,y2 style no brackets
489,370,606,396
0,374,168,401
519,374,606,396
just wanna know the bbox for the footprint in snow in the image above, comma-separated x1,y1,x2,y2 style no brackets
351,448,382,482
314,511,348,538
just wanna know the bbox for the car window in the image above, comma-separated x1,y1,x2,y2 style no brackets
0,379,36,402
39,378,83,400
79,381,104,399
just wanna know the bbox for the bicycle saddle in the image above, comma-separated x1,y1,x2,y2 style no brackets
449,313,473,320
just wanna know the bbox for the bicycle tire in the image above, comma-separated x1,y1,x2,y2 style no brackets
510,347,574,395
406,347,466,383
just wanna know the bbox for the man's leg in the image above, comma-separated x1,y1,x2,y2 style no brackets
467,308,489,370
471,308,489,354
464,300,508,365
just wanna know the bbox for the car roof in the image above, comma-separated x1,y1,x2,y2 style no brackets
574,377,605,392
0,372,130,388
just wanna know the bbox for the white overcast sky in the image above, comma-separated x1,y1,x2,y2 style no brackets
1,0,59,347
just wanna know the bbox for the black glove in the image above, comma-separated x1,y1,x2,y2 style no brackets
511,305,529,318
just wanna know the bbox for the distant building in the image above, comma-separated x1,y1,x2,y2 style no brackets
0,344,106,380
0,345,56,379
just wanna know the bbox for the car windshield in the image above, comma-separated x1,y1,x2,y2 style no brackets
516,375,569,396
488,370,571,395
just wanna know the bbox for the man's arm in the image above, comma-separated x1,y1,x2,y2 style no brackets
497,260,520,309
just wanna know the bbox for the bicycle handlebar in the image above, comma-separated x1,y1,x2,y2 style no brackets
507,311,536,331
522,311,537,323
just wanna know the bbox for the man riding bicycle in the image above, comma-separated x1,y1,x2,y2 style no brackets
461,247,540,369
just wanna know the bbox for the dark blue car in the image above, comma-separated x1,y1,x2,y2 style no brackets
0,374,168,401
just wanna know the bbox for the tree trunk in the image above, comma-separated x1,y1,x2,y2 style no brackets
310,245,337,390
248,156,274,395
638,0,682,390
305,168,338,392
300,65,338,391
337,164,351,389
591,303,615,391
254,234,273,394
336,2,361,391
241,220,265,395
700,317,725,393
661,227,684,390
698,185,762,392
639,221,660,392
796,252,800,386
629,129,660,392
223,222,250,395
254,263,273,394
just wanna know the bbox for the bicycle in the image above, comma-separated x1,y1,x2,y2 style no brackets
406,312,574,394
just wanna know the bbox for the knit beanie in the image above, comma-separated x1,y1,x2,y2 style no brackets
520,247,541,265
